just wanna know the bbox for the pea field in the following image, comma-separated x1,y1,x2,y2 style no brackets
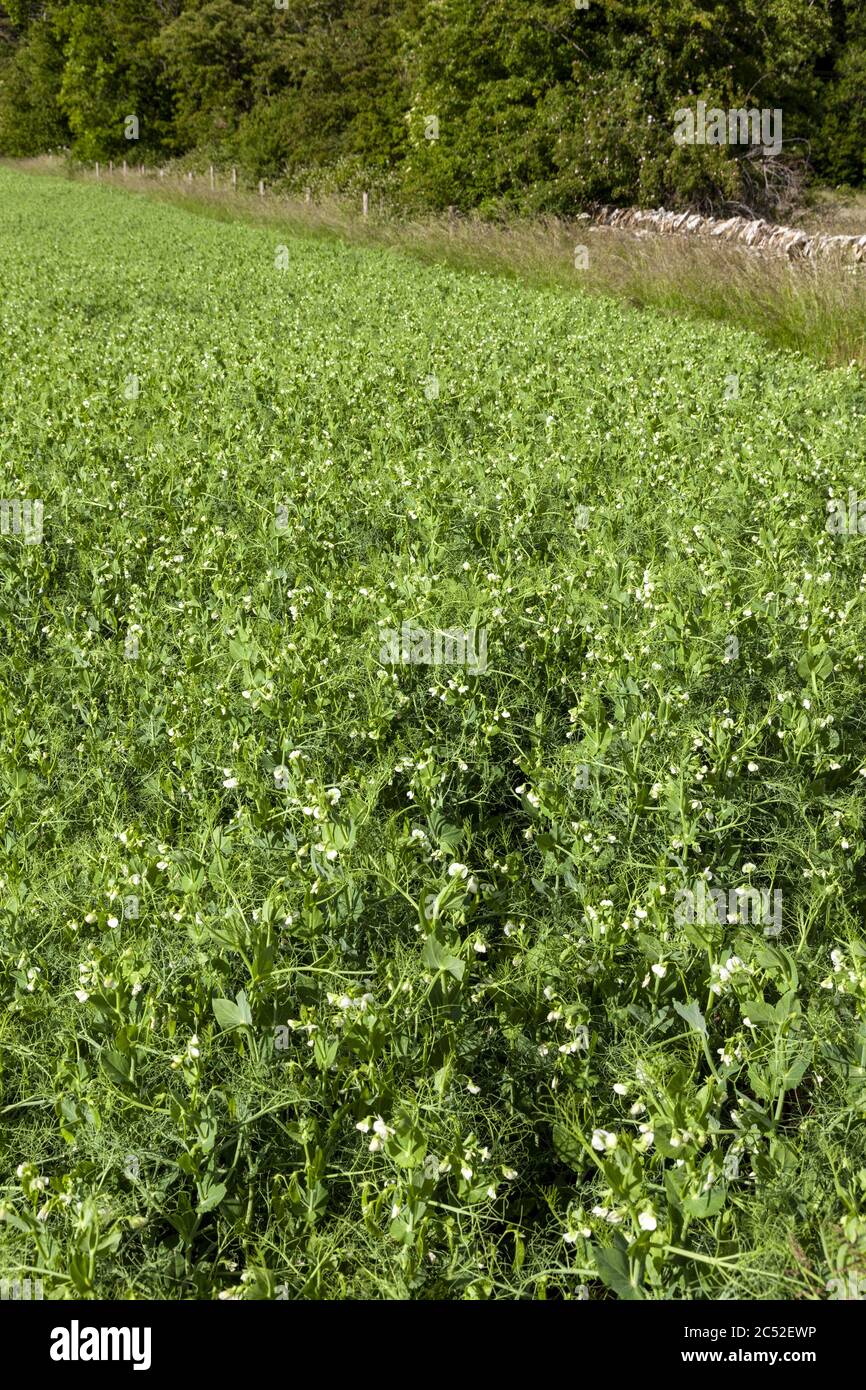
1,166,866,1302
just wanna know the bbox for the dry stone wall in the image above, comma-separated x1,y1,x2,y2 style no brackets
589,205,866,263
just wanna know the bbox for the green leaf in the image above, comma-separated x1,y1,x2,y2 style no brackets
313,1032,339,1070
211,991,252,1032
748,1064,772,1100
196,1180,227,1214
552,1123,587,1174
422,933,465,981
782,1048,810,1091
234,990,253,1025
100,1049,132,1084
664,1166,686,1212
740,999,777,1024
673,998,707,1037
684,1185,727,1218
427,808,462,852
592,1242,644,1300
392,1117,427,1168
298,1180,328,1226
796,646,832,682
0,1207,34,1234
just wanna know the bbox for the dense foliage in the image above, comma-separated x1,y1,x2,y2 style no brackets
0,1,864,213
2,168,866,1298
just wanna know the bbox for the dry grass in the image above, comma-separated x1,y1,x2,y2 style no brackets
6,155,865,373
795,188,866,238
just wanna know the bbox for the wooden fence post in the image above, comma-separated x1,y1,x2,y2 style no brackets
362,190,369,218
232,167,237,190
209,164,215,190
259,180,265,197
95,162,100,180
122,159,127,175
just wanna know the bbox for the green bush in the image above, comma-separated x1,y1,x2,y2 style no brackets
0,0,862,212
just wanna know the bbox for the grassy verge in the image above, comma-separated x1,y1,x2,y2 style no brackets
6,155,866,374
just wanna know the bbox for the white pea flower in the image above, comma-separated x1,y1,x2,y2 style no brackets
591,1128,617,1152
